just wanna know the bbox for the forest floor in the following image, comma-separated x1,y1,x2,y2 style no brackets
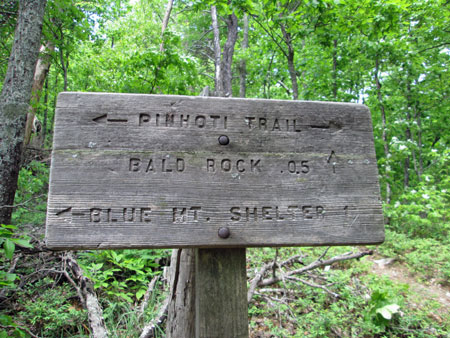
369,254,450,324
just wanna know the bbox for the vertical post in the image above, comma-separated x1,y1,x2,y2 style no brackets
195,248,248,338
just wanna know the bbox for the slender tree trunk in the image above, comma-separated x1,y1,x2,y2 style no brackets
374,57,391,204
0,0,47,224
280,23,298,100
211,6,238,97
239,13,249,98
42,76,48,147
24,41,54,147
159,0,173,52
404,79,415,189
416,108,423,178
221,13,238,97
59,46,68,91
332,39,338,100
211,6,223,97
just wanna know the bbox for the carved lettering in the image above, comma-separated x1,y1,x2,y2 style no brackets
206,158,262,173
136,113,227,129
230,205,326,222
195,115,206,128
221,159,231,172
139,113,150,126
90,208,101,222
286,160,309,174
129,157,185,173
89,207,152,223
245,116,302,132
173,206,202,223
230,207,241,221
180,114,189,127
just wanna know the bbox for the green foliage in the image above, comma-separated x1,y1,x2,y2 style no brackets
12,161,49,226
248,246,449,337
17,279,88,337
385,152,449,239
0,314,28,338
79,249,169,302
0,224,32,289
2,0,449,336
379,230,450,283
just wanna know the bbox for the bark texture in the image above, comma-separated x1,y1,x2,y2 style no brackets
159,0,173,52
24,41,54,147
64,253,109,338
166,249,196,338
239,14,249,98
280,23,298,100
0,0,47,224
211,6,238,97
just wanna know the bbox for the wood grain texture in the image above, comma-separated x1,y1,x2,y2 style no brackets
195,248,248,338
46,92,384,249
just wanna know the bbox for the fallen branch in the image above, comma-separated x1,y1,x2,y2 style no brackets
63,252,109,338
0,323,41,338
286,276,340,298
247,254,305,303
248,262,272,303
247,250,372,301
259,250,373,287
139,295,169,338
138,275,159,318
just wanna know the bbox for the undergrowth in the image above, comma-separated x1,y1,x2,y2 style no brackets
1,162,449,337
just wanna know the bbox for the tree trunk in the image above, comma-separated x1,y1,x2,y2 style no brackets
332,39,338,100
221,13,238,97
280,23,298,100
166,249,196,338
41,76,49,148
159,0,173,52
211,6,223,97
24,41,54,147
58,44,68,91
374,57,391,204
211,6,238,97
239,13,249,98
0,0,47,225
416,108,423,178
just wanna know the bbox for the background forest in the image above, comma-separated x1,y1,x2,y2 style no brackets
0,0,449,337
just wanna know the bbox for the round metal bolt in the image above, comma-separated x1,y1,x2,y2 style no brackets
218,227,230,239
218,135,230,146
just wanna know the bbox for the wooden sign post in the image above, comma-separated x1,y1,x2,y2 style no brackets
46,92,384,337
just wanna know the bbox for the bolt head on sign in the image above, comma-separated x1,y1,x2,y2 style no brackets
45,92,384,250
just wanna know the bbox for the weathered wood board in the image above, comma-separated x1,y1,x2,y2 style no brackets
45,92,384,249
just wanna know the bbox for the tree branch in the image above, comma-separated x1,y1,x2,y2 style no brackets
248,250,372,301
138,275,159,318
63,252,108,338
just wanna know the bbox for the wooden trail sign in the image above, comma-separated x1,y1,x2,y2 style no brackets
45,92,384,250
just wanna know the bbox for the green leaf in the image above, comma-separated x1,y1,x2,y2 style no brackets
376,304,400,320
11,238,32,248
3,239,15,259
136,288,146,300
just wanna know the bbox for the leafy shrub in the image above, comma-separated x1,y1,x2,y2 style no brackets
78,249,169,302
385,172,449,240
17,279,87,337
379,230,450,283
12,160,49,226
0,224,32,289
